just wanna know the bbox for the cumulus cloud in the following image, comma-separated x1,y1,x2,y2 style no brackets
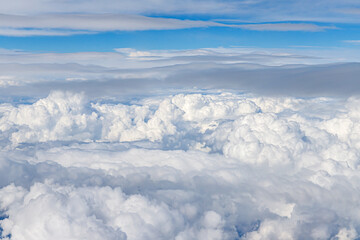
1,91,360,239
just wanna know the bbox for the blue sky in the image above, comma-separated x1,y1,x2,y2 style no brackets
0,24,358,53
0,0,360,53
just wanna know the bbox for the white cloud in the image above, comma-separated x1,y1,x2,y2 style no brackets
236,23,336,31
1,91,360,239
0,47,327,68
0,14,222,34
0,0,359,24
0,14,335,36
0,0,233,15
0,27,92,37
1,47,360,99
337,8,360,15
344,40,360,44
0,76,19,87
0,91,99,145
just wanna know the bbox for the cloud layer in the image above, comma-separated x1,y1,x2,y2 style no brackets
0,13,335,36
0,14,225,36
1,91,360,239
0,0,360,23
0,48,359,99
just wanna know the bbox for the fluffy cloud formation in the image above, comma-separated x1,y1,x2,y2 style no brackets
1,91,360,239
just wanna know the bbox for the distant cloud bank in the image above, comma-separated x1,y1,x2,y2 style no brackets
0,47,359,99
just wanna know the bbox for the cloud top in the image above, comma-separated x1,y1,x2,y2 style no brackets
1,91,360,239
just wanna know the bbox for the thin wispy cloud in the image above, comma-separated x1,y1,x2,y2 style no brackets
234,23,336,32
0,0,355,37
337,8,360,15
0,14,337,37
0,28,93,37
344,40,360,44
0,14,222,35
1,0,360,24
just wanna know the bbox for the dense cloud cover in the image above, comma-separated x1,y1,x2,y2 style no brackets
1,48,360,99
1,91,360,239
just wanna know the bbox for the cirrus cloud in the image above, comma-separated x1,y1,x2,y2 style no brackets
0,14,336,37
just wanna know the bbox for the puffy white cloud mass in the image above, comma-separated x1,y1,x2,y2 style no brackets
1,90,360,239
